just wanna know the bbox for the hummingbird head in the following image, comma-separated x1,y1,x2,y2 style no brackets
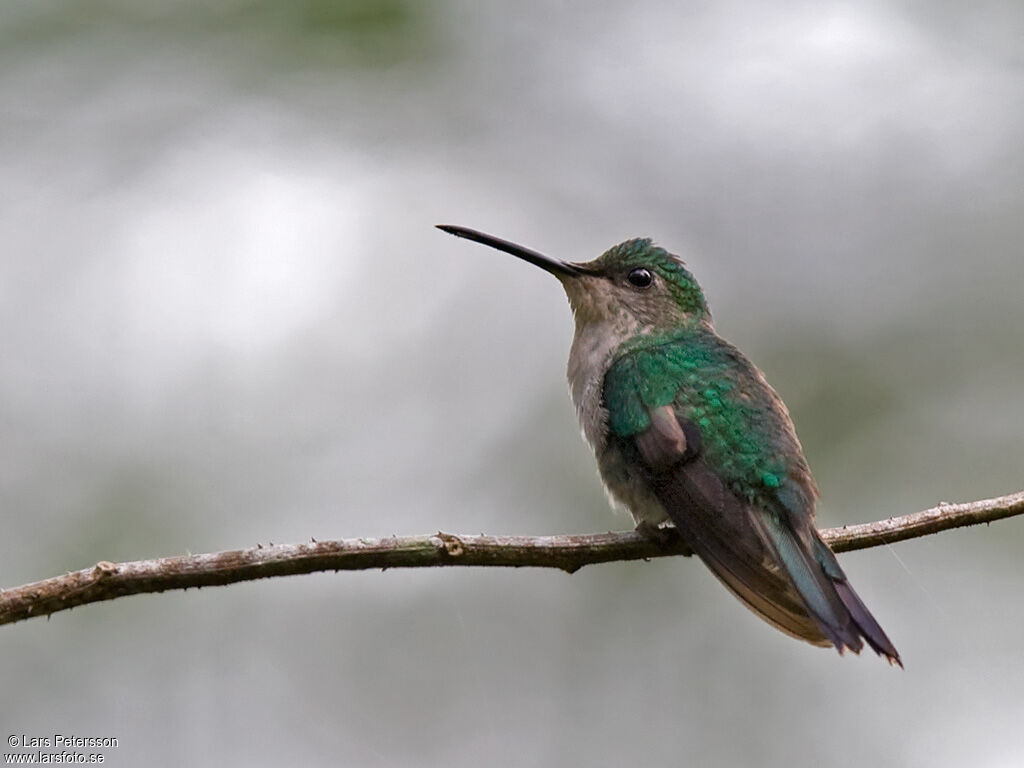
437,226,710,334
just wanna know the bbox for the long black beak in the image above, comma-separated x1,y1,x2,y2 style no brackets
436,225,589,278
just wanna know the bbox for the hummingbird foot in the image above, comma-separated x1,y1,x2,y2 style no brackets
635,521,692,555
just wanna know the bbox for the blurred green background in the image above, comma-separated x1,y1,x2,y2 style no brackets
2,1,1023,765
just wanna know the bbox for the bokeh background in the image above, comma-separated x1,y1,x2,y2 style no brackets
2,1,1023,765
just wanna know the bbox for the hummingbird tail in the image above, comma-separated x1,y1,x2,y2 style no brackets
812,535,903,667
759,519,902,666
646,453,901,663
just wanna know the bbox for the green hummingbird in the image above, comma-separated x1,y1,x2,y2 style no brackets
438,224,901,665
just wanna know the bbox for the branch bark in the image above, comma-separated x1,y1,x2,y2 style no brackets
2,490,1022,627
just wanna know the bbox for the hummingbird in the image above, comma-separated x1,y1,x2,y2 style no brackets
438,224,901,665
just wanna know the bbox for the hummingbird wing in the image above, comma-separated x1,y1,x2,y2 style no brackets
620,410,835,646
603,334,900,664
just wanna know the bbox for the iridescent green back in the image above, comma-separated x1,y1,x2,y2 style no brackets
603,327,811,510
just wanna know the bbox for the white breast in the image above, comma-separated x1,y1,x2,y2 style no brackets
565,315,668,527
566,318,635,452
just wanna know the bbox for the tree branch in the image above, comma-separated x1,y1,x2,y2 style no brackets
2,491,1022,627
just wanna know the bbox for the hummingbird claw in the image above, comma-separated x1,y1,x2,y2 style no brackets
635,521,692,555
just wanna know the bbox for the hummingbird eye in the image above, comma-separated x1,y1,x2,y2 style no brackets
626,267,653,288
